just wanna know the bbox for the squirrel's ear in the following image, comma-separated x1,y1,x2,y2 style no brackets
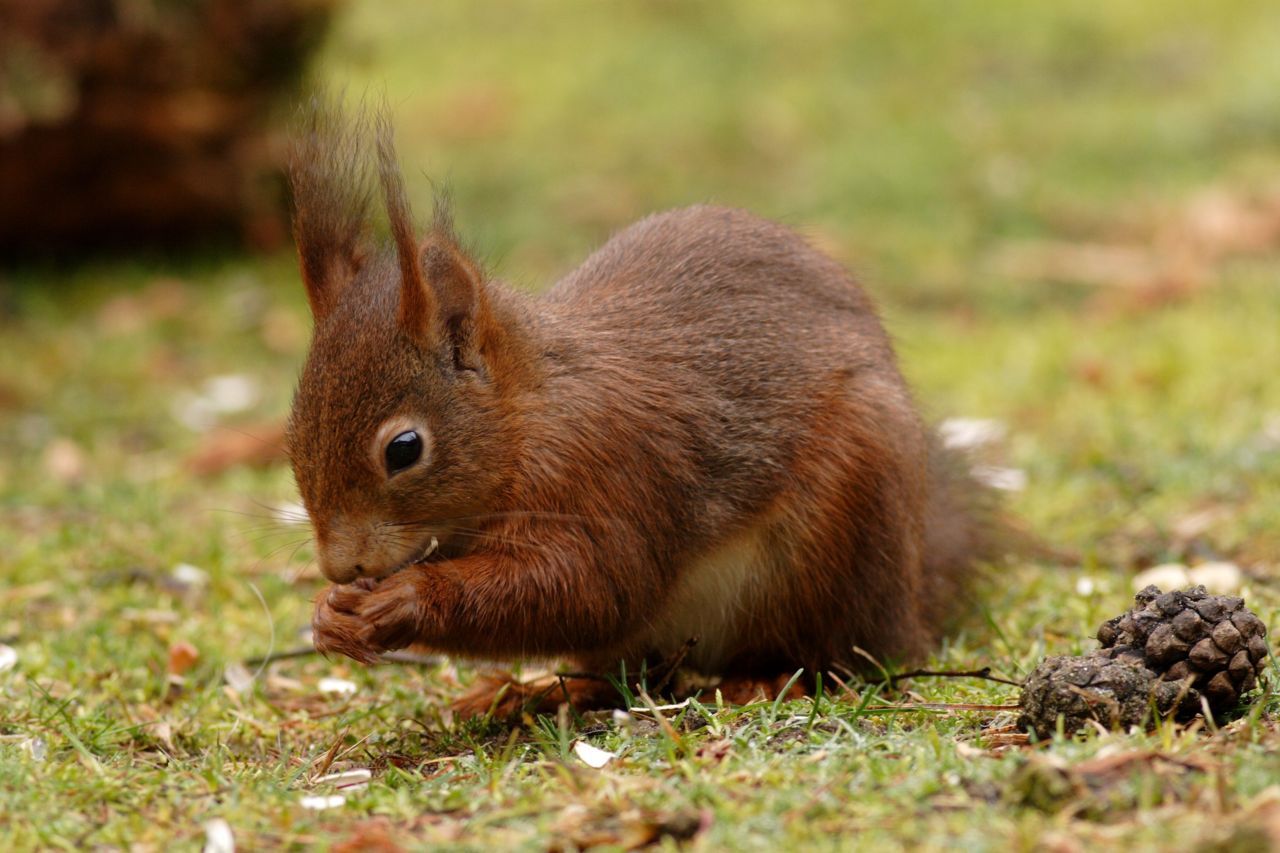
396,204,488,367
375,114,488,359
296,232,366,323
288,95,373,323
376,115,436,338
404,231,485,345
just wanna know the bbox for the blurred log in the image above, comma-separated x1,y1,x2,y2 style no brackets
0,0,336,259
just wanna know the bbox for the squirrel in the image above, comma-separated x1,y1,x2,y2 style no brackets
287,100,1007,710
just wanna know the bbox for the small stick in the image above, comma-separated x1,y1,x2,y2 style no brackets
244,646,318,667
824,670,862,703
312,732,346,779
649,637,698,695
878,667,1022,687
243,646,443,668
551,670,613,683
863,702,1021,712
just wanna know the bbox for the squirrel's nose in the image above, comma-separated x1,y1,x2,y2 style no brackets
318,554,363,585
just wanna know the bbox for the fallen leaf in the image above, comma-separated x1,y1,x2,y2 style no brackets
573,740,617,769
202,817,235,853
987,181,1280,317
313,768,372,791
1133,563,1191,592
318,678,358,696
265,672,305,693
1172,506,1233,542
984,730,1031,749
1073,747,1212,780
171,563,209,590
627,699,690,714
955,742,991,759
989,240,1166,289
1008,749,1212,815
23,737,47,762
330,818,405,853
152,720,175,752
1187,561,1243,594
203,375,259,413
121,608,180,625
168,641,199,676
695,738,733,763
1174,185,1280,257
42,438,86,486
552,805,709,850
172,375,260,431
0,581,55,605
98,279,189,336
299,794,346,810
224,662,254,693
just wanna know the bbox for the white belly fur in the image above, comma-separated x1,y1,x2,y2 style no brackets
643,518,775,671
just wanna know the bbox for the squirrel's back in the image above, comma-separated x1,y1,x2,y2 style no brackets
521,205,996,672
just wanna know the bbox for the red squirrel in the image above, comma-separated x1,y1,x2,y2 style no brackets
288,101,1004,707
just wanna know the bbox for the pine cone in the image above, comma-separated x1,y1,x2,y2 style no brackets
1019,652,1201,738
1096,585,1268,712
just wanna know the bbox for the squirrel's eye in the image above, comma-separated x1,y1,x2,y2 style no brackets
384,430,422,475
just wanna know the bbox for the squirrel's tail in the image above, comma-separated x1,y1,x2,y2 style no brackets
919,435,1030,633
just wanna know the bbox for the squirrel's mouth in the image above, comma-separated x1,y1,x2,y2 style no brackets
385,535,440,577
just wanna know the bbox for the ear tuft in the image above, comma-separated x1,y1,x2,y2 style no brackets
376,109,437,337
288,92,375,323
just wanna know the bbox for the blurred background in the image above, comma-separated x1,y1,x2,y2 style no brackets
1,0,1279,697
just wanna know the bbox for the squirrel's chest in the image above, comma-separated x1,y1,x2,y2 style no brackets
643,515,779,671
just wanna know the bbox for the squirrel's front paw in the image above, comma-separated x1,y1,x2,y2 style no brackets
354,565,445,652
312,581,384,665
312,567,447,664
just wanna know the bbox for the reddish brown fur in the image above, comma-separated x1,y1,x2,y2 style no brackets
287,101,1005,694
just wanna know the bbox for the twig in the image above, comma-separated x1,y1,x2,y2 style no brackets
553,637,700,696
244,646,317,667
824,669,862,703
551,670,614,683
312,732,346,779
649,637,698,695
878,667,1022,687
243,646,443,668
863,702,1021,713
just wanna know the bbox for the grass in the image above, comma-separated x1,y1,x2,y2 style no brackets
3,0,1280,848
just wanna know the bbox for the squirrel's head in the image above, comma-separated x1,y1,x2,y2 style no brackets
285,100,517,584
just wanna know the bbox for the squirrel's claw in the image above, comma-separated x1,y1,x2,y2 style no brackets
354,570,431,653
312,584,383,665
312,570,435,664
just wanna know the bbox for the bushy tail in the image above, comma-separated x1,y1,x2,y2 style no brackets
920,436,1028,632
